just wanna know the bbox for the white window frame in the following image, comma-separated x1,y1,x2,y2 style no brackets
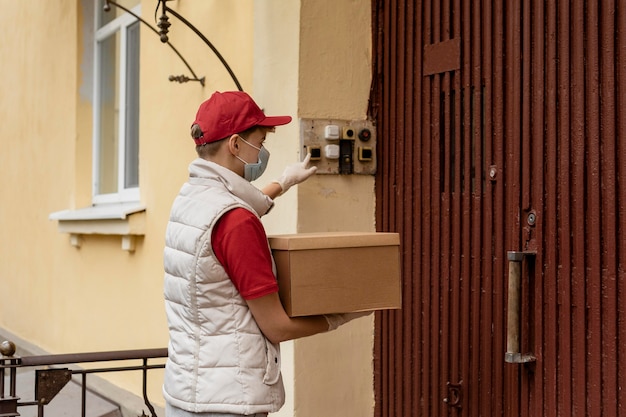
92,4,141,204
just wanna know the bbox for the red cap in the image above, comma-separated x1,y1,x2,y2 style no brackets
192,91,292,145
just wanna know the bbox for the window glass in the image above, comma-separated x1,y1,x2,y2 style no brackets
94,2,140,202
125,21,140,189
97,31,120,195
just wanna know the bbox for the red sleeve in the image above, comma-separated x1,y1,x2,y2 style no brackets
211,208,279,300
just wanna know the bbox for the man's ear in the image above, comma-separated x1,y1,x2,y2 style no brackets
227,134,240,154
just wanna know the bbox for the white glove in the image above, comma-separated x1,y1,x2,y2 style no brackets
324,311,372,331
275,153,318,194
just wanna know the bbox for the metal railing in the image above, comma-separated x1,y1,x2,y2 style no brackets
0,341,167,417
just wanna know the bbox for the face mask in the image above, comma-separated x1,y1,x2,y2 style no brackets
236,136,270,181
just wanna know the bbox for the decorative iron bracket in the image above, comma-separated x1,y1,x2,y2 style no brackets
103,0,243,90
103,1,206,86
155,0,243,91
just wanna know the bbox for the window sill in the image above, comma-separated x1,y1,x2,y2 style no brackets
49,202,146,252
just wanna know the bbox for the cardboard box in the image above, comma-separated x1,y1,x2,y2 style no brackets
268,232,402,317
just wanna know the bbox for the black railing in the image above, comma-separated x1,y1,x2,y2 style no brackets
0,341,167,417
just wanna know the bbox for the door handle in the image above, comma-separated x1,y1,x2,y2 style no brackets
505,251,536,363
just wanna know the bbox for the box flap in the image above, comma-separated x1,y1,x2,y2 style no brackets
268,232,400,250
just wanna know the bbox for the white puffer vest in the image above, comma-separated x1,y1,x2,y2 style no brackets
162,159,284,415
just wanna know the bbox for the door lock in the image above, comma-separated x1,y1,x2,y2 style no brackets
443,380,463,408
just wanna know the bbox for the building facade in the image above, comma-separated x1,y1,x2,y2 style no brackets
0,1,376,416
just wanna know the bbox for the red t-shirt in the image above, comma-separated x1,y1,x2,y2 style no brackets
211,208,279,300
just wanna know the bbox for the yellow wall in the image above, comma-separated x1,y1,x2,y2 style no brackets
0,2,79,343
0,1,374,416
295,2,375,416
251,2,302,415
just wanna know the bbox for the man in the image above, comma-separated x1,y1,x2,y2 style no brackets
163,91,367,417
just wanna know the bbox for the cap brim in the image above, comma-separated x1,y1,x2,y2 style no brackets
258,115,292,127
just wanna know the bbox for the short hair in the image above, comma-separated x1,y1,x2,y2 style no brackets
192,124,270,158
192,124,223,158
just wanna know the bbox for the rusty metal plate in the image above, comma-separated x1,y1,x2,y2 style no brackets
35,368,72,405
423,37,461,76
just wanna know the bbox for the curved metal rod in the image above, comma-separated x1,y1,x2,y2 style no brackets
142,358,158,417
161,3,244,91
105,0,205,85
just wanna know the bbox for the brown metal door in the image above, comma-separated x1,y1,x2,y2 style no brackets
504,2,626,416
372,1,511,415
372,1,626,416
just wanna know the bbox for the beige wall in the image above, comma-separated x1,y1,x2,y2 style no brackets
251,2,301,415
295,2,375,416
0,1,374,416
0,2,79,344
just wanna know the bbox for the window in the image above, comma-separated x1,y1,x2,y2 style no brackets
93,0,141,203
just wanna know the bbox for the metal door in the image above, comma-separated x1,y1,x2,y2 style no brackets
371,1,626,416
501,2,626,416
